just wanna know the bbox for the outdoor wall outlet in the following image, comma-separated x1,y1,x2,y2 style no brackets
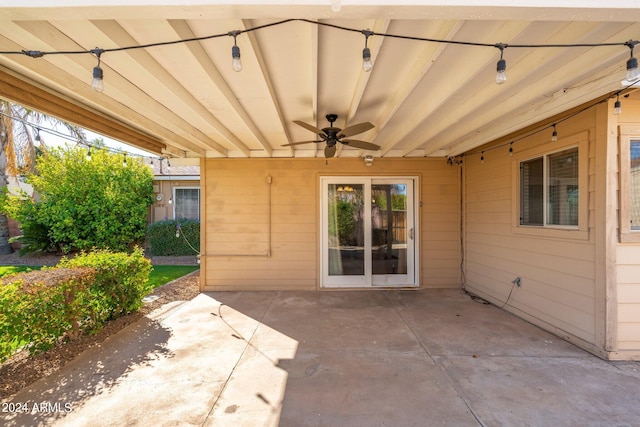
512,277,522,287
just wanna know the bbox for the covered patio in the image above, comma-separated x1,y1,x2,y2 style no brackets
3,289,639,426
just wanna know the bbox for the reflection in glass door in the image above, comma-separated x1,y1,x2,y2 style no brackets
327,183,365,277
371,183,410,286
321,177,417,288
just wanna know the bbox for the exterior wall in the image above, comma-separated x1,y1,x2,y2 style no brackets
463,107,606,355
200,157,459,291
613,95,640,358
616,245,640,352
150,179,199,222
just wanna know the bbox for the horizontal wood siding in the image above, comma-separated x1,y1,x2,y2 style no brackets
202,158,459,291
463,111,599,345
614,100,640,353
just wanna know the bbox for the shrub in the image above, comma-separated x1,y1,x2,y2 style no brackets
0,147,154,254
147,219,200,256
58,248,152,319
0,267,96,362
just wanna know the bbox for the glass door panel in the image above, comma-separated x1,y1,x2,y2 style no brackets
371,184,408,275
321,177,416,288
327,183,365,276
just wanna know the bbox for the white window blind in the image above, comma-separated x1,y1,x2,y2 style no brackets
175,188,200,220
519,147,578,227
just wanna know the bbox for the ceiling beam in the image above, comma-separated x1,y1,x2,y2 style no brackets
0,66,167,154
372,20,463,156
89,20,240,156
336,18,390,158
0,19,215,156
170,19,269,156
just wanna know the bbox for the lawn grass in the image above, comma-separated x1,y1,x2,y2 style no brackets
147,264,200,289
0,264,199,289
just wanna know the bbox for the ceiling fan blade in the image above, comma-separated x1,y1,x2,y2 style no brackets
339,122,374,138
341,139,381,151
294,120,324,136
281,140,322,146
324,145,337,158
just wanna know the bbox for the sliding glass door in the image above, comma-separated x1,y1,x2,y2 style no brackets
321,177,417,288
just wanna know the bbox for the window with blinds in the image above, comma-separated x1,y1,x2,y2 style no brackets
519,147,578,227
631,141,640,230
174,188,200,220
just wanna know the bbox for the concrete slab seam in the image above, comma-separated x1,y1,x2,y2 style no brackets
382,291,487,427
201,292,278,425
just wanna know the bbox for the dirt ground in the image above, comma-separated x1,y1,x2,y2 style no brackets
0,253,200,399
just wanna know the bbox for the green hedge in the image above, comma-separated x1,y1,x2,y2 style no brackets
0,267,97,362
0,249,152,362
147,219,200,256
58,248,152,319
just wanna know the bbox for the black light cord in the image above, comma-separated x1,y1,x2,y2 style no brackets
0,18,635,59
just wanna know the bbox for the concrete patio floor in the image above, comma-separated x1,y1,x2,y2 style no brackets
2,289,640,426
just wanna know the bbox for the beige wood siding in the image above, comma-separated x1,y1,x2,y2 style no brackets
616,245,640,350
615,97,640,353
463,110,600,346
200,158,459,291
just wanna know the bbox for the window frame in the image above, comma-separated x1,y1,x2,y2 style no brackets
172,186,201,221
619,126,640,243
511,131,589,240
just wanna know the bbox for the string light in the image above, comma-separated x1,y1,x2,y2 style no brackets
122,154,127,167
551,124,558,141
495,43,507,85
362,29,373,72
229,31,242,72
625,40,640,83
458,87,634,165
4,19,638,90
614,93,622,115
0,109,172,166
480,151,485,163
90,48,105,92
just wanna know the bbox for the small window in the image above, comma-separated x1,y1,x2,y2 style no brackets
520,147,578,227
174,188,200,220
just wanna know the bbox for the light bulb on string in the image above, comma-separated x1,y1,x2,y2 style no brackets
229,31,242,72
480,151,485,163
551,124,558,142
614,94,622,115
626,40,640,83
123,154,127,167
90,48,105,92
509,142,513,156
495,44,507,85
168,197,173,205
34,127,41,142
86,148,92,161
362,29,373,72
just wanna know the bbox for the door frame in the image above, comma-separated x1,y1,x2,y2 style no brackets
319,176,419,288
